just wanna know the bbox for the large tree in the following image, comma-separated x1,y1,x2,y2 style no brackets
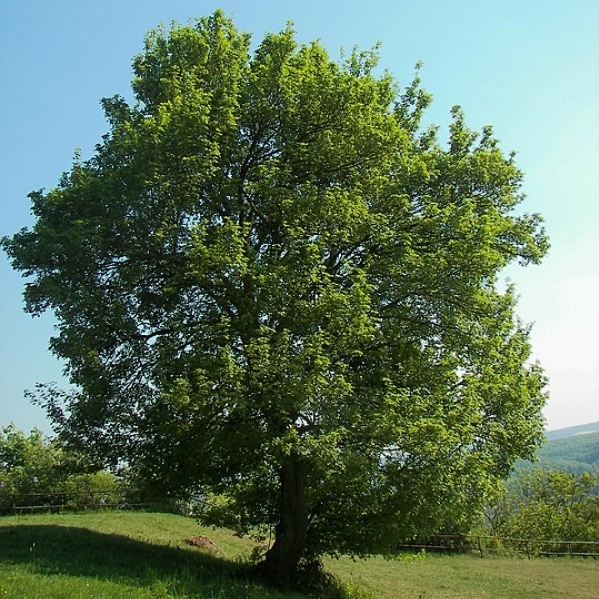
3,11,548,579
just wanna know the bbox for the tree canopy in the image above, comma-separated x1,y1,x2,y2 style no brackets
2,11,549,578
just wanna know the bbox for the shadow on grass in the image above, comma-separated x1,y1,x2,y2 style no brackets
0,522,362,598
0,522,265,597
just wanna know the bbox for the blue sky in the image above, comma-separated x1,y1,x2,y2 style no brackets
1,0,598,433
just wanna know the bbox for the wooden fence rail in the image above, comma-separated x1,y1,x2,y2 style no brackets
396,534,599,558
0,490,149,515
2,495,598,558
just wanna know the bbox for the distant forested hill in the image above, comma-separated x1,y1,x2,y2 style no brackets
536,432,599,473
546,421,599,441
517,422,599,474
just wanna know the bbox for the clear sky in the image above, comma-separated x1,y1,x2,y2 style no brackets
1,0,598,433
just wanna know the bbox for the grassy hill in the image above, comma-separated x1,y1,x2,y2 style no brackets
1,511,598,599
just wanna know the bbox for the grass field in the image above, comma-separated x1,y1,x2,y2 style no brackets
0,511,597,598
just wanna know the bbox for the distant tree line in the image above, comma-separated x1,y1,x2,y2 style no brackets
0,425,116,511
3,424,598,554
485,467,599,550
0,425,208,514
0,425,137,512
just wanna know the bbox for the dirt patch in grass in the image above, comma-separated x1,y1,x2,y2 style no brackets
184,535,221,554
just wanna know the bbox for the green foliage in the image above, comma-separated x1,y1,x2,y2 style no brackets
486,467,599,550
2,10,548,574
0,425,61,498
0,424,120,511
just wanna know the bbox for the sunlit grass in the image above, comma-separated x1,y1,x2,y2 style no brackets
326,552,599,599
1,511,597,599
0,511,301,599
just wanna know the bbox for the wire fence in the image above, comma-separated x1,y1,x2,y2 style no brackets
2,493,598,559
0,490,153,515
396,534,599,558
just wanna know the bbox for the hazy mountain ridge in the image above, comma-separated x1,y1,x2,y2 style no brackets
546,421,599,441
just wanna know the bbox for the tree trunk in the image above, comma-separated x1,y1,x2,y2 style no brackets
260,454,309,580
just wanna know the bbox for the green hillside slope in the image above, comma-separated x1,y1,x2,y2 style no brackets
517,424,599,474
536,431,599,473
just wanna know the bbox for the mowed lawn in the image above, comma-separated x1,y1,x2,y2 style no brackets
0,511,597,599
327,552,599,599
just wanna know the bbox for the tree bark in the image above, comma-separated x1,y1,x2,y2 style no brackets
260,453,309,580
